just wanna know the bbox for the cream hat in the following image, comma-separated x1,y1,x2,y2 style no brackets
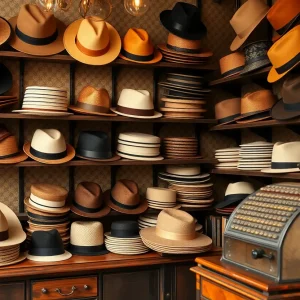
166,165,201,176
111,89,162,119
146,187,178,209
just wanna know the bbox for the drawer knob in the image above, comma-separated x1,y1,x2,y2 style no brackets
84,284,89,290
252,249,274,260
41,288,48,294
55,286,77,296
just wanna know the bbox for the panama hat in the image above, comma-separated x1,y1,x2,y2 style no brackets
23,129,75,164
166,165,201,176
0,17,11,47
9,4,65,56
219,52,245,78
119,28,162,64
69,86,116,116
146,187,177,209
64,18,121,65
230,0,269,51
215,98,241,125
111,89,162,119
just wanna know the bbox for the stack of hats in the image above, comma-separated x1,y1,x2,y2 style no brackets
146,187,178,210
0,202,26,267
13,86,72,116
117,132,163,161
158,3,213,65
159,72,208,119
0,63,17,110
138,212,159,229
105,221,149,255
141,209,212,254
24,183,70,249
162,137,201,159
238,141,273,171
215,148,240,170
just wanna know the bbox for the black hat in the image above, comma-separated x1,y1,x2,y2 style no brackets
76,131,120,162
110,221,140,238
26,229,71,262
0,63,13,95
160,2,207,40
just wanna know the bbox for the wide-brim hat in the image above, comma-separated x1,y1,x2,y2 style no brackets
0,252,26,267
0,17,11,47
0,152,28,164
111,108,162,119
68,105,116,117
240,58,271,75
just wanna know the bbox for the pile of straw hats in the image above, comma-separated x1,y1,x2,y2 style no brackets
0,202,26,266
105,221,149,255
215,148,240,169
117,132,163,161
138,212,159,229
24,183,70,249
141,209,212,254
146,187,178,210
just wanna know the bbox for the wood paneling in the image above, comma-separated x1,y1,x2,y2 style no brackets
176,264,196,300
0,282,25,300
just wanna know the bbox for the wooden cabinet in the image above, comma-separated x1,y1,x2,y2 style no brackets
175,264,196,300
0,282,25,300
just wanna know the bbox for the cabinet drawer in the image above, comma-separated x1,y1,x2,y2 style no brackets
31,276,97,300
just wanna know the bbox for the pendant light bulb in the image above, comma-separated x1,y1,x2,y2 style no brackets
57,0,72,11
79,0,112,21
124,0,149,16
37,0,58,12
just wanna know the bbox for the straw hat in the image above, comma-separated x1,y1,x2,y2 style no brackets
166,165,201,176
64,18,121,65
230,0,269,51
0,17,11,47
71,182,111,218
23,129,75,164
104,179,148,215
146,187,177,209
69,86,116,116
9,4,66,56
215,98,241,125
70,221,108,256
111,89,162,119
219,52,245,78
119,28,162,64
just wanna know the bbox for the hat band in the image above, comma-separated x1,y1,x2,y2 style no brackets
29,247,64,257
271,162,300,169
277,14,300,35
76,38,110,57
30,195,65,210
21,108,67,112
69,244,106,254
0,151,20,159
156,227,196,241
166,80,202,88
110,194,140,210
121,49,154,62
0,230,8,241
284,102,300,111
224,193,250,203
166,43,200,54
275,52,300,74
218,113,240,124
117,105,154,116
72,200,102,213
16,26,58,46
75,102,110,114
245,54,269,65
30,146,67,160
117,150,160,158
118,138,160,146
76,148,112,159
222,66,244,77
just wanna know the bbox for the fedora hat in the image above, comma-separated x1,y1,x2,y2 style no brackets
219,52,245,78
268,25,300,83
23,129,75,164
0,17,11,47
26,229,71,262
230,0,269,51
111,89,162,119
64,18,121,65
70,221,108,256
119,28,162,64
262,142,300,173
9,4,66,56
160,2,207,40
104,179,148,215
69,86,116,116
0,64,12,95
71,182,111,218
215,98,241,125
235,90,276,123
76,131,120,162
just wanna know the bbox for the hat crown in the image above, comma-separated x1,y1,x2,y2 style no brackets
31,183,68,201
111,179,140,206
110,220,139,237
71,221,104,246
225,182,255,196
215,98,241,120
118,89,153,110
272,142,300,163
282,74,300,104
78,86,110,107
75,182,103,209
171,2,199,29
77,131,111,153
243,41,271,61
0,135,19,157
0,210,8,240
219,52,245,75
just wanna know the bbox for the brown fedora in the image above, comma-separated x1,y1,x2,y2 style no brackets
0,17,11,46
69,86,116,116
104,179,148,215
215,98,241,125
9,4,66,56
219,52,245,78
71,182,111,218
235,89,276,123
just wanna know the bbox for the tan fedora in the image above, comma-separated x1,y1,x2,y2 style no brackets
64,18,121,65
23,129,75,164
69,86,116,116
146,187,177,209
71,182,111,218
0,17,11,46
219,52,245,78
215,98,241,125
230,0,269,51
104,179,148,215
9,4,66,56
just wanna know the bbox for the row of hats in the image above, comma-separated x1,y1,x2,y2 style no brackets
0,3,212,66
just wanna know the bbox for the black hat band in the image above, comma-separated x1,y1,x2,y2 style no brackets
72,201,103,213
277,14,300,35
0,151,20,159
30,146,67,160
284,102,300,112
69,244,106,255
275,52,300,74
222,66,244,77
166,43,200,54
271,162,300,169
0,230,8,241
110,194,140,210
76,148,112,160
117,150,160,158
29,247,64,257
218,113,240,124
121,49,154,62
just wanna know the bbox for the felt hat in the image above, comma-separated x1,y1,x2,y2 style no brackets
160,2,207,40
267,25,300,83
111,89,162,119
230,0,269,51
69,86,116,116
0,63,13,95
9,4,66,56
107,220,140,238
215,98,241,125
76,131,120,162
23,129,75,164
119,28,162,64
0,17,11,47
71,182,111,218
26,229,71,262
104,179,148,215
69,221,108,256
64,18,121,65
219,52,245,78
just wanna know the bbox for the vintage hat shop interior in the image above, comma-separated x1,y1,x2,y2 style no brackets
1,0,300,299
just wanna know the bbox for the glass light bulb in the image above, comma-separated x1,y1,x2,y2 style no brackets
79,0,112,20
79,0,92,18
124,0,149,16
37,0,58,12
57,0,72,11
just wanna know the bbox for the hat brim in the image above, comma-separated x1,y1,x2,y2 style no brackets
70,202,111,218
0,151,28,164
8,17,66,56
119,49,163,64
26,250,72,262
110,108,162,119
117,151,164,161
76,153,120,162
158,82,209,93
0,252,26,267
158,44,213,58
68,105,117,117
268,60,300,83
234,109,271,123
0,17,11,47
23,142,75,164
239,58,271,75
64,19,121,66
104,190,148,215
24,197,71,214
161,98,205,105
69,245,109,256
271,99,300,120
12,110,73,116
261,167,300,173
